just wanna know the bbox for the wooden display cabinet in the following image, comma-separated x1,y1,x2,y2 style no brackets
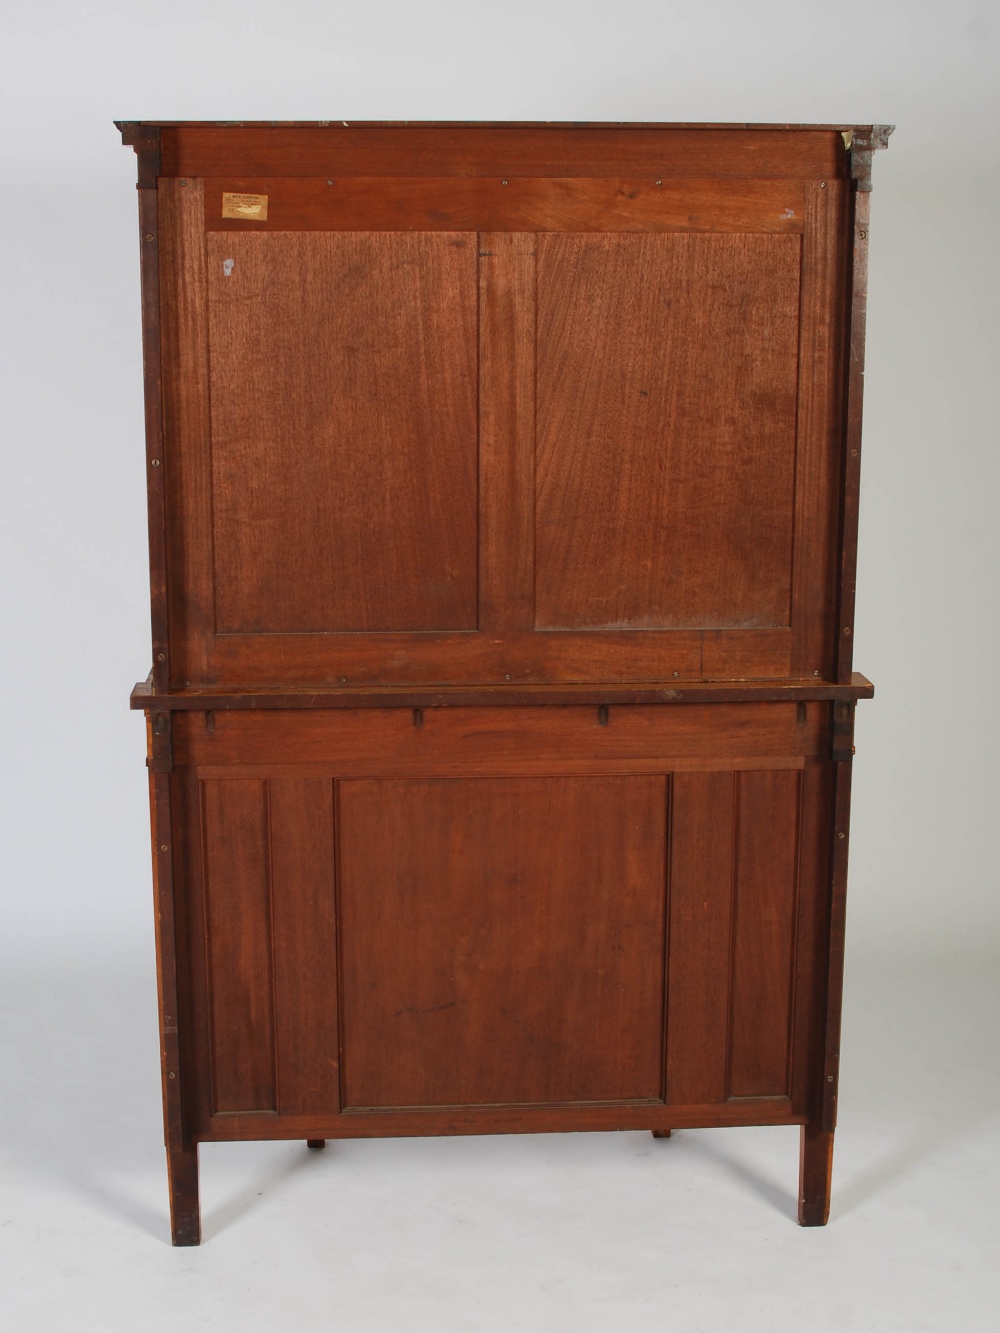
118,120,891,1244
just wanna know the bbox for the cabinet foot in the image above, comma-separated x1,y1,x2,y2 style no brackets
798,1123,834,1226
167,1143,201,1246
306,1139,327,1150
651,1129,672,1139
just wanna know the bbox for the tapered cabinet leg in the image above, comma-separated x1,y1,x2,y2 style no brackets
306,1139,327,1150
798,1123,834,1226
651,1129,672,1138
167,1142,201,1246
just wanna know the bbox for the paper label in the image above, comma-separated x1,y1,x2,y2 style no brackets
221,192,269,221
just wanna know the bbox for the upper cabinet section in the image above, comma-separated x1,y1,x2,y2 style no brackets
121,123,890,690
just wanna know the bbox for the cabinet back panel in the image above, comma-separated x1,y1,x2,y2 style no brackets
155,134,849,687
207,231,479,633
338,775,668,1108
535,232,801,630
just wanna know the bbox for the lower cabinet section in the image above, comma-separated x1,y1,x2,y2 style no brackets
168,703,831,1139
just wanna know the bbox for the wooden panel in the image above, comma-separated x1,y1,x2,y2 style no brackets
203,626,792,688
337,777,667,1107
175,702,826,771
162,125,846,180
132,672,877,712
666,772,736,1105
206,231,478,633
478,232,535,631
728,769,802,1098
203,177,806,233
200,779,276,1113
268,778,340,1116
203,1097,798,1142
159,178,213,687
535,233,801,630
790,181,848,676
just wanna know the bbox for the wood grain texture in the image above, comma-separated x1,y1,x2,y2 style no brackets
158,178,213,687
837,193,872,682
203,626,791,688
137,181,169,690
202,177,806,233
337,776,667,1107
535,233,801,631
478,232,535,631
161,125,846,180
174,702,826,772
202,1098,799,1142
207,231,478,633
200,779,276,1113
666,771,736,1105
727,769,802,1099
790,181,848,676
130,672,876,711
822,738,854,1130
799,1122,834,1225
268,778,340,1116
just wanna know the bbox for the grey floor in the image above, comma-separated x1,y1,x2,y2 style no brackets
1,943,996,1332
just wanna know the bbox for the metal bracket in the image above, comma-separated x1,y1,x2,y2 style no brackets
846,124,894,192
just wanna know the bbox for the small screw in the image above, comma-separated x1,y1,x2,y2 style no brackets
504,673,511,680
858,230,867,239
168,1071,176,1080
655,179,662,185
813,669,820,676
327,179,333,185
151,458,160,466
160,844,168,852
843,626,851,636
339,676,347,683
850,448,858,456
819,181,827,189
672,671,679,678
157,652,166,661
501,179,508,186
144,233,154,242
838,832,846,840
180,179,187,187
827,1075,834,1082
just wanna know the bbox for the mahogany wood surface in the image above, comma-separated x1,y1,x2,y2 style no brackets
153,127,853,689
534,231,800,630
119,121,889,1242
338,776,667,1108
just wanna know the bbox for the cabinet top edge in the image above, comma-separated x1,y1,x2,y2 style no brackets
116,120,894,135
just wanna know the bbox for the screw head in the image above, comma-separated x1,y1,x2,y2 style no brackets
144,233,154,242
858,230,867,239
151,458,160,466
504,673,511,680
156,652,165,661
819,181,827,189
160,844,168,852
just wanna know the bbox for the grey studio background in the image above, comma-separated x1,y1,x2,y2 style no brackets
1,3,997,1330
